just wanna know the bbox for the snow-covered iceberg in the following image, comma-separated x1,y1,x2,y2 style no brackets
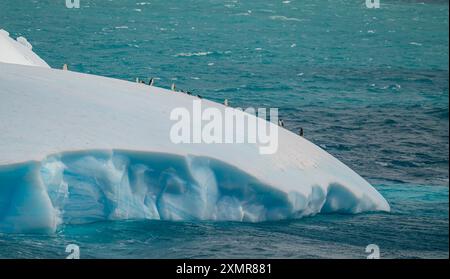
0,29,50,68
0,32,389,234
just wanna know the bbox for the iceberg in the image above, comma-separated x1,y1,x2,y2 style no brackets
0,30,389,233
0,29,50,68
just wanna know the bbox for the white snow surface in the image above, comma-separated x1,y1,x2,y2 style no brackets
0,29,50,68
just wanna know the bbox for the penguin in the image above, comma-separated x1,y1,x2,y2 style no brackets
62,64,68,71
171,83,176,91
299,127,304,137
148,78,154,86
224,99,229,106
197,95,203,99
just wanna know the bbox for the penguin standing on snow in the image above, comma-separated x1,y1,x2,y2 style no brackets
148,78,154,86
171,83,176,91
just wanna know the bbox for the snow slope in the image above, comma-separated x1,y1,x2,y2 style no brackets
0,34,390,233
0,29,50,68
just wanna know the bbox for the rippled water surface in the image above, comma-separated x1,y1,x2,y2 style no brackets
0,0,448,258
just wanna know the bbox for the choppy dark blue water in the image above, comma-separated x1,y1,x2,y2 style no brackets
0,0,448,258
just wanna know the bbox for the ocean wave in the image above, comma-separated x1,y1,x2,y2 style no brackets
175,51,213,57
269,15,303,22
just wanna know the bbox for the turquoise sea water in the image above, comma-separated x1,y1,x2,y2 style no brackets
0,0,448,258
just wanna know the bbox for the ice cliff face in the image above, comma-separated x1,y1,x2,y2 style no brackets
0,31,389,233
1,150,390,233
